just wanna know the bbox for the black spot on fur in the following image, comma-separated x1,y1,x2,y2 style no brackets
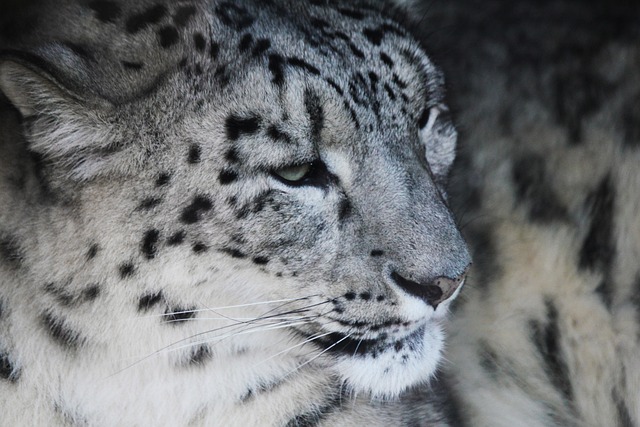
138,292,163,312
126,4,167,34
579,175,615,273
173,5,196,27
338,198,352,222
530,300,572,402
181,195,213,224
82,285,101,302
370,250,384,257
0,237,23,268
158,25,179,48
267,125,292,144
41,312,84,350
464,226,500,290
218,169,239,185
613,389,634,427
121,61,143,70
186,345,211,366
285,391,343,427
85,243,99,261
138,197,162,211
325,78,344,96
349,43,365,59
167,231,186,246
210,41,220,60
595,279,613,310
88,0,121,23
512,155,568,223
119,263,135,279
215,2,255,31
392,73,407,89
0,351,19,383
225,114,261,141
344,292,356,301
238,33,253,52
363,27,383,45
164,306,196,323
141,229,160,260
380,52,393,68
304,90,324,138
193,32,206,52
187,143,201,164
337,8,364,20
192,242,208,253
221,248,247,259
287,57,321,75
477,340,500,379
155,172,171,187
268,54,285,86
252,256,269,265
252,38,271,57
44,283,74,307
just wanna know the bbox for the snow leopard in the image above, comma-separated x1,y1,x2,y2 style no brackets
0,0,470,425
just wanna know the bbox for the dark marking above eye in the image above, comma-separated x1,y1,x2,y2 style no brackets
193,32,206,52
225,114,261,141
304,90,324,138
173,5,196,27
158,26,180,48
126,4,167,34
180,195,213,224
138,291,163,312
238,33,253,52
267,125,292,144
88,0,122,23
338,198,352,222
370,250,384,257
119,263,135,279
188,143,201,164
141,229,160,260
359,292,371,301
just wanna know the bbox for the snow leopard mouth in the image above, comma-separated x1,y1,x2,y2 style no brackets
310,325,426,359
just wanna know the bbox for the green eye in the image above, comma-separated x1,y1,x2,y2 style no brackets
274,163,311,182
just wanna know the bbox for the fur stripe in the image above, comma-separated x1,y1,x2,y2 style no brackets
285,391,343,427
530,300,573,402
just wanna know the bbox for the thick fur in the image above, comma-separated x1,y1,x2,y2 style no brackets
0,0,469,426
430,1,640,426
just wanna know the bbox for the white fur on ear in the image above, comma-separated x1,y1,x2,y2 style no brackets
0,59,117,179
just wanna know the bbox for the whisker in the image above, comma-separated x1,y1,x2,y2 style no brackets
252,330,335,368
283,332,354,378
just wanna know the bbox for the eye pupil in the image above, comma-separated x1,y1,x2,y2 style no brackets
274,163,312,182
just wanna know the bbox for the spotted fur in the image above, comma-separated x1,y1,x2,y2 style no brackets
0,0,469,425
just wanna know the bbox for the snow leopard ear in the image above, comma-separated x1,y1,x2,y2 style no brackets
420,104,458,188
0,51,117,180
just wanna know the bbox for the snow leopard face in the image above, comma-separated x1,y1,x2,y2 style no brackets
0,0,469,408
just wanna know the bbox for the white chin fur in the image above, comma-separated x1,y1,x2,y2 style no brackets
334,323,444,399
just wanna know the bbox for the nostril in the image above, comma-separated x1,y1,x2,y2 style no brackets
390,266,469,309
